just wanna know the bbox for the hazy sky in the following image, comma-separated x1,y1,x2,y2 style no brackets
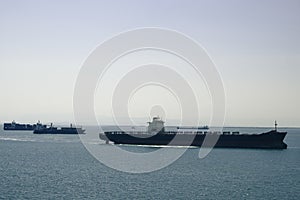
0,0,299,126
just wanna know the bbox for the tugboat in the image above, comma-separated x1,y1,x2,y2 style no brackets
99,117,287,149
33,123,85,134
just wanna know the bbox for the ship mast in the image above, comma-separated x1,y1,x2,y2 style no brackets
275,120,278,131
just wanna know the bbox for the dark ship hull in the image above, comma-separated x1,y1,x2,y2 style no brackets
99,130,287,149
34,127,85,134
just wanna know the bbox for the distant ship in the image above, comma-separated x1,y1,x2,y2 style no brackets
3,121,46,131
33,123,85,134
99,117,287,149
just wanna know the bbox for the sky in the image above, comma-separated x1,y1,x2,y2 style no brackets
0,0,299,127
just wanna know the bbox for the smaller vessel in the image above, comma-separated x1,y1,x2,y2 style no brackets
3,120,46,131
33,123,85,134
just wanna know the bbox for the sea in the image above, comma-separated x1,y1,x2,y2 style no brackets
0,126,299,199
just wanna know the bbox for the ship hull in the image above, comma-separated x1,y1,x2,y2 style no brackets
33,128,85,134
99,130,287,149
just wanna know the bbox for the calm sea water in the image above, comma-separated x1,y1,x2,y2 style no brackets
0,126,299,199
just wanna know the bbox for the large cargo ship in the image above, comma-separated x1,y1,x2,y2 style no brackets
99,117,287,149
33,123,85,134
3,121,46,131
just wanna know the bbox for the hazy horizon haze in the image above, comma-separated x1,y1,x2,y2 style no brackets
0,0,299,127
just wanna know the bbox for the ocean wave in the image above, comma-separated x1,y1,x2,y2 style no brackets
0,137,36,142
